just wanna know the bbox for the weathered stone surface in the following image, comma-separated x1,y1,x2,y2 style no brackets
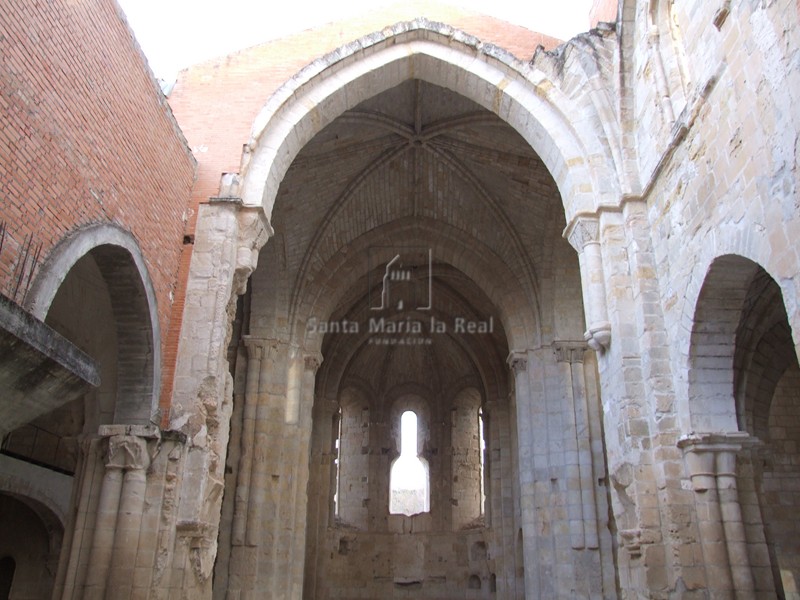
2,0,799,599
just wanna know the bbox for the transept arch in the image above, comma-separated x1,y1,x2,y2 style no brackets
219,19,611,600
239,22,621,227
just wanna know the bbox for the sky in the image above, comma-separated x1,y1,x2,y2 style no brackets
116,0,593,82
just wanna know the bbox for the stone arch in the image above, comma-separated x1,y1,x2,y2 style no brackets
673,211,800,430
24,224,161,424
0,493,63,599
0,468,70,528
685,254,798,433
239,21,621,226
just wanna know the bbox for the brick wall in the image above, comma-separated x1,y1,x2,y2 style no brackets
589,0,618,28
0,0,195,407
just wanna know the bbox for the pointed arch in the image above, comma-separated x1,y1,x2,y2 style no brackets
239,21,621,226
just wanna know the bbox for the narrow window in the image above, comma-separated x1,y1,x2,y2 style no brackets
333,407,342,516
389,410,429,515
479,407,486,515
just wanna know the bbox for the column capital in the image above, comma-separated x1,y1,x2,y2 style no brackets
552,341,588,364
564,214,600,252
106,434,152,471
507,350,528,374
678,431,760,489
584,323,612,352
242,335,270,359
304,351,324,373
677,431,758,455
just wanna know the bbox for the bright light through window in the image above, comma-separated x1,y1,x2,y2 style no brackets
389,410,429,515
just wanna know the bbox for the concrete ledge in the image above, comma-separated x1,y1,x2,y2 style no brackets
0,294,99,436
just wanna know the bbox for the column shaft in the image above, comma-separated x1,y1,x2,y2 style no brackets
233,339,263,546
107,468,148,597
716,451,755,598
508,350,540,598
571,355,599,550
83,467,124,598
560,356,585,549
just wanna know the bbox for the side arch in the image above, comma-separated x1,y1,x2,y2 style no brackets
684,254,798,433
24,224,161,424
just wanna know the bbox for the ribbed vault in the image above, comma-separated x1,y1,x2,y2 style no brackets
241,74,583,600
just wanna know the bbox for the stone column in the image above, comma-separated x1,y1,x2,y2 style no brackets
224,337,269,595
679,432,756,600
83,425,158,600
554,341,599,551
169,195,272,598
107,436,152,598
288,352,323,598
565,216,611,352
304,395,339,599
508,349,539,598
232,337,265,547
83,456,124,599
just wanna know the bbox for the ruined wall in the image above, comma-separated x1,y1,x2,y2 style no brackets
588,0,800,597
165,1,800,598
642,0,800,366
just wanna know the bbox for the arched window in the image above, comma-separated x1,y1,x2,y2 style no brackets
389,410,429,515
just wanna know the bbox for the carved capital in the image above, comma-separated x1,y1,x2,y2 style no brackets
565,216,600,252
242,336,268,360
304,351,324,373
176,520,218,582
233,205,273,296
678,432,760,491
677,431,756,456
553,341,588,364
584,322,612,352
507,351,528,374
106,434,151,471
